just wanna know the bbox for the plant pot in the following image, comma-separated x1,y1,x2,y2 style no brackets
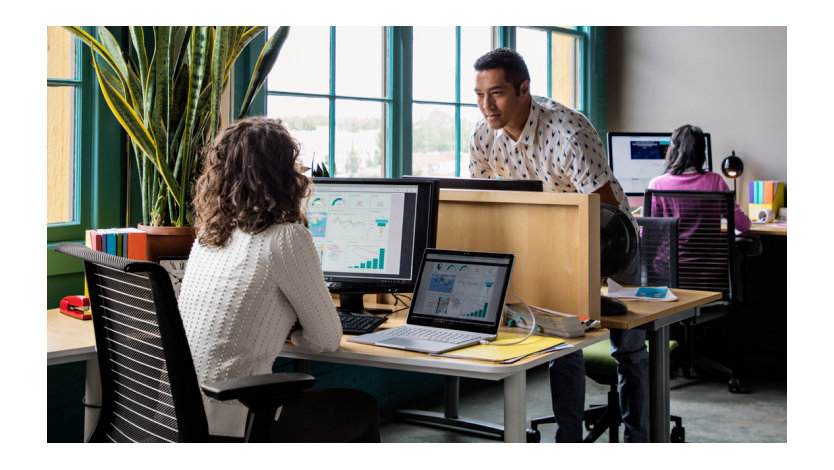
137,224,196,261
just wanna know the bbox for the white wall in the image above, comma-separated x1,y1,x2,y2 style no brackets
607,26,787,208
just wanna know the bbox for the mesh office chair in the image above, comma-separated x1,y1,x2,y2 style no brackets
643,189,756,393
529,217,684,443
54,242,316,442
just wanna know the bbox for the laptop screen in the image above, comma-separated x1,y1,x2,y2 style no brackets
407,249,514,334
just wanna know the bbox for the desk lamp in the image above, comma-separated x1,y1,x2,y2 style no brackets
721,150,744,200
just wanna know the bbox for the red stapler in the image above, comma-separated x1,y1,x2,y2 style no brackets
60,295,91,320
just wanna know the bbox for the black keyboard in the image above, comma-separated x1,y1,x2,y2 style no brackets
338,311,387,335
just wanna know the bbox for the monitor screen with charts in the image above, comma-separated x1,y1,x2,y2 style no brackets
407,249,514,334
306,177,439,313
608,132,713,195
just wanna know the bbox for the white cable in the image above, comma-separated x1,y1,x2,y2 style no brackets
479,292,536,346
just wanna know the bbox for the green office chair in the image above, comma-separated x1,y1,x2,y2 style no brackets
528,217,685,443
54,242,316,442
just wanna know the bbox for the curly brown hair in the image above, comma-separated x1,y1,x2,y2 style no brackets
193,116,311,247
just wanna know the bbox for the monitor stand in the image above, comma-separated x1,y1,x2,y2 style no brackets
337,293,391,316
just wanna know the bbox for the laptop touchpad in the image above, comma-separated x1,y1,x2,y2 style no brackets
375,337,422,349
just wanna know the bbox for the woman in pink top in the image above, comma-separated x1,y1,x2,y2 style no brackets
647,124,751,232
646,125,751,280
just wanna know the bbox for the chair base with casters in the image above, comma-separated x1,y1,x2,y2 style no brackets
527,339,685,443
54,242,317,443
679,234,760,394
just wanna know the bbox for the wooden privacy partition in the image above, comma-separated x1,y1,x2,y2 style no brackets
436,189,601,319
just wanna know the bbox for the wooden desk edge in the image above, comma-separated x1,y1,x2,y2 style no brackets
599,288,722,330
281,327,610,380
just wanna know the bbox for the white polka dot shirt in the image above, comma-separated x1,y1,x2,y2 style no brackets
179,223,342,438
469,95,632,217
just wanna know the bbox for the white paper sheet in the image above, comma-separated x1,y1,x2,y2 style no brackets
606,279,678,301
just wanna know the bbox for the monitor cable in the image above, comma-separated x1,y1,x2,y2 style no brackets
479,292,536,346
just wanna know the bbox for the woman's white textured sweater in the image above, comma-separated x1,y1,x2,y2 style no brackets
178,223,342,438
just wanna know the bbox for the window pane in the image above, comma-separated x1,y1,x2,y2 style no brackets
334,100,385,177
460,105,483,167
47,86,76,224
551,32,579,109
335,27,384,98
460,27,492,105
267,95,330,171
516,28,549,98
413,27,456,102
412,103,455,177
267,26,330,94
47,26,76,80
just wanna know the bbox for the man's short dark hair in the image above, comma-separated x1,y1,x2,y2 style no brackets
473,48,531,93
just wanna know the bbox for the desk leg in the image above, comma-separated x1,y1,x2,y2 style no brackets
395,376,505,440
83,357,101,442
647,327,671,443
503,371,526,443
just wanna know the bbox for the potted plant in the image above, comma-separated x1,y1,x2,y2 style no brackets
66,26,289,258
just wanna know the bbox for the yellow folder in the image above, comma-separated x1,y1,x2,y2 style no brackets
431,332,567,363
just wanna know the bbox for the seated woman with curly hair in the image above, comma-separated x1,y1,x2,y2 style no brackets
179,116,379,442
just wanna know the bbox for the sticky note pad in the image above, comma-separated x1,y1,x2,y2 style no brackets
635,287,668,299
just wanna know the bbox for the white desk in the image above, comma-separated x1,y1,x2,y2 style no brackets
47,307,609,443
281,310,610,443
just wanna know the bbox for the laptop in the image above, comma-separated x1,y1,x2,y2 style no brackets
348,249,515,354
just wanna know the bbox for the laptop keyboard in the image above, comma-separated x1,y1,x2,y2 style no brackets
378,326,484,344
338,311,387,335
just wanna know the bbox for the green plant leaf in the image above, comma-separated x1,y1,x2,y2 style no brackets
91,55,158,167
237,26,289,119
64,27,124,86
209,26,231,140
129,27,149,113
177,26,210,226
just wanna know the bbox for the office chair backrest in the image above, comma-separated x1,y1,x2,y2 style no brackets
54,242,209,442
643,190,737,300
635,216,679,288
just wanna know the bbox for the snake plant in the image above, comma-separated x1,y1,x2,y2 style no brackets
65,26,290,227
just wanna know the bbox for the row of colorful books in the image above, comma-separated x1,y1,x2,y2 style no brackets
749,180,785,206
748,180,785,221
85,227,149,260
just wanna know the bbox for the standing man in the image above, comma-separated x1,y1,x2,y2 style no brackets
469,48,648,442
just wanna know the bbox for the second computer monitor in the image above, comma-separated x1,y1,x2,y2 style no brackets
307,177,439,313
608,132,713,196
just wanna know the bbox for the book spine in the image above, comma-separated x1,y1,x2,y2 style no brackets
106,232,117,255
90,230,102,252
126,231,148,260
764,181,773,204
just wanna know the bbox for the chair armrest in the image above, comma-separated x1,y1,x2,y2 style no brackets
202,372,316,443
202,372,315,406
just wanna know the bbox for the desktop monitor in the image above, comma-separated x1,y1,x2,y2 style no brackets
306,177,439,314
608,132,713,196
404,175,544,192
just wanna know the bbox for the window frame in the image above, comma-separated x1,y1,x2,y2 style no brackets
264,26,395,178
47,29,91,243
46,27,128,297
254,26,598,179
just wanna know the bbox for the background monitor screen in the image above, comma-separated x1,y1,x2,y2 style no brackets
608,132,713,195
307,177,439,313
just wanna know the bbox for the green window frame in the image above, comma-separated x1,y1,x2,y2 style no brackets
252,26,601,179
264,26,395,177
46,27,127,306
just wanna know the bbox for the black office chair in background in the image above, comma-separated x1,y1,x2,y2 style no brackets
643,190,760,393
54,242,316,442
529,217,685,443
